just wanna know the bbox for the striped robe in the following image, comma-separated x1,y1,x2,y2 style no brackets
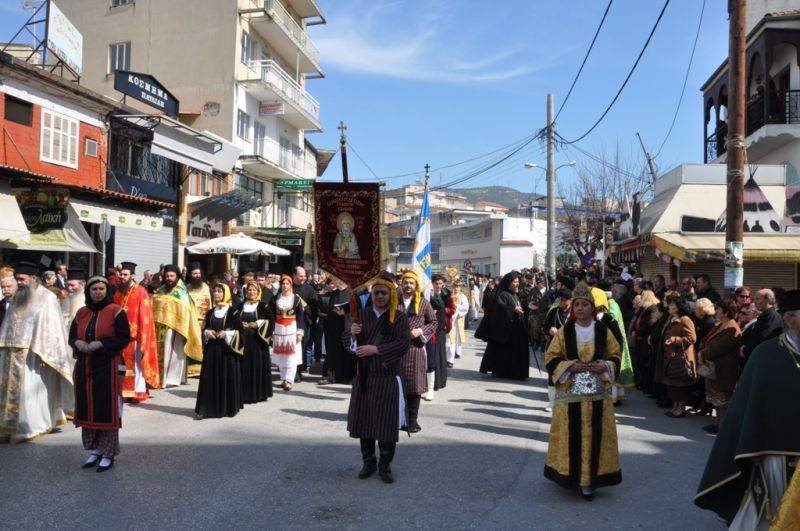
344,307,409,443
401,297,438,395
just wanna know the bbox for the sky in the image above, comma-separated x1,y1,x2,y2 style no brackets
0,0,731,194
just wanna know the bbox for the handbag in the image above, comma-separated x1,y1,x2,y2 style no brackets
664,342,694,381
697,360,716,379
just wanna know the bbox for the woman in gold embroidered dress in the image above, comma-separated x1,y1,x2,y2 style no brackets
544,282,622,501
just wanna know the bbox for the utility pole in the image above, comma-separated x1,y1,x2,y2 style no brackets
338,120,349,183
725,0,746,289
546,94,556,278
636,132,658,184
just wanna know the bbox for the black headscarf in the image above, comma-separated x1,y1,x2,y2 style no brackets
84,276,113,311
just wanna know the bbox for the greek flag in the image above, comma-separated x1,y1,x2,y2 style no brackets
412,182,432,298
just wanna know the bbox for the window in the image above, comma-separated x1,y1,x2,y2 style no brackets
254,121,266,157
241,31,254,66
237,110,250,140
235,173,263,200
85,138,98,157
41,109,79,168
4,95,33,126
111,0,133,6
109,42,130,73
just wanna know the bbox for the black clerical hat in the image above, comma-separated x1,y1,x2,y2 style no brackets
189,261,202,272
67,268,87,281
120,262,137,273
557,275,575,290
778,289,800,313
14,261,40,276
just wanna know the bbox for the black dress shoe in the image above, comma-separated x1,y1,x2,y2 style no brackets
446,362,454,368
665,411,687,418
581,492,594,501
358,461,377,479
96,457,114,473
702,424,719,434
82,455,101,469
378,466,394,484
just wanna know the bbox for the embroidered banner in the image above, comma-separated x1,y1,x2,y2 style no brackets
314,182,381,287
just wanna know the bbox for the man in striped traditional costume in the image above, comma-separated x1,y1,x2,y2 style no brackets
398,270,437,433
345,273,410,484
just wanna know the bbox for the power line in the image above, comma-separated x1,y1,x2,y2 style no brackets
380,132,539,181
557,0,671,145
345,141,380,181
652,0,706,160
555,0,614,122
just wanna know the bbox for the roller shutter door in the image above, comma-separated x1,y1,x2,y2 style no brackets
114,225,174,275
679,261,796,290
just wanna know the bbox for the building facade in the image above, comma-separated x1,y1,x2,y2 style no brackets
55,0,328,269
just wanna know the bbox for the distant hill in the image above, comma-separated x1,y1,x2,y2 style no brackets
449,186,543,208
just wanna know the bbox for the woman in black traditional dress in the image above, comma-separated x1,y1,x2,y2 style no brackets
70,275,131,472
478,271,529,380
195,284,243,419
237,281,272,403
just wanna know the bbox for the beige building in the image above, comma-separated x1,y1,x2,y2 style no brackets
55,0,327,267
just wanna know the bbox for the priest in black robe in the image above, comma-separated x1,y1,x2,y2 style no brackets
318,279,353,384
478,271,529,380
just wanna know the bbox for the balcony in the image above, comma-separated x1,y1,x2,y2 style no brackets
240,0,323,75
239,59,321,131
240,136,304,180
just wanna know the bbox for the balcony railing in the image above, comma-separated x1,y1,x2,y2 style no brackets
705,122,727,162
248,59,320,123
746,89,800,135
244,0,320,66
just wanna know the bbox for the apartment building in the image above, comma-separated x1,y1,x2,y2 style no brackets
55,0,327,267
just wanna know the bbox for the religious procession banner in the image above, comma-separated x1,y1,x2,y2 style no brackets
314,182,381,287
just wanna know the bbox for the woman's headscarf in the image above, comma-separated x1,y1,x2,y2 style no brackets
400,269,421,315
568,282,597,320
279,274,294,293
244,280,262,302
213,283,232,307
590,287,609,313
372,272,399,323
84,275,113,311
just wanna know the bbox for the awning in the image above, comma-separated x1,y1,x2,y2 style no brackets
2,204,98,253
186,233,290,256
187,190,266,222
114,115,241,174
652,233,800,263
0,184,30,243
70,199,164,231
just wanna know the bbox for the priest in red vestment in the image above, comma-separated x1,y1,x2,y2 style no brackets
114,262,159,401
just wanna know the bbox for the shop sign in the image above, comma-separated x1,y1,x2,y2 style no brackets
280,238,302,246
114,70,179,116
186,216,222,245
13,187,69,233
111,173,178,204
259,102,285,116
275,179,314,192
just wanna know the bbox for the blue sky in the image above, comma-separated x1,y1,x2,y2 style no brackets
0,0,730,193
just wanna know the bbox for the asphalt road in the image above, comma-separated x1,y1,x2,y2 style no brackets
1,323,723,530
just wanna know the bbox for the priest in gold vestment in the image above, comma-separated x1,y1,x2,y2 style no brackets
544,282,622,500
152,265,203,387
0,263,74,443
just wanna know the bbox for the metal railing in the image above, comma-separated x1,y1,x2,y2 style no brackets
745,89,800,135
248,59,320,123
705,122,727,162
244,0,320,66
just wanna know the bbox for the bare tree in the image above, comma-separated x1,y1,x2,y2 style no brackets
556,143,652,263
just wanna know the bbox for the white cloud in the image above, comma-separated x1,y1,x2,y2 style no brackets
313,0,537,84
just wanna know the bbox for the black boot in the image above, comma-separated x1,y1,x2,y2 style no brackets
378,441,396,484
407,394,421,433
358,438,376,479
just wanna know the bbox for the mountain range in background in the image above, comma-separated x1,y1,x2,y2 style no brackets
447,186,543,208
